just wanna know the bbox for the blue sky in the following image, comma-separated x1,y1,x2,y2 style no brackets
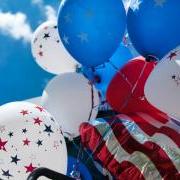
0,0,60,105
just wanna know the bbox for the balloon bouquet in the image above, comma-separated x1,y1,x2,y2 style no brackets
0,0,180,179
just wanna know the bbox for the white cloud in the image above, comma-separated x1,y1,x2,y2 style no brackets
0,11,33,42
44,5,57,21
32,0,43,6
31,0,57,21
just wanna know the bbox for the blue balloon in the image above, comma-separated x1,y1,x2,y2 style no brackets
127,0,180,59
67,156,92,180
83,43,133,97
58,0,126,67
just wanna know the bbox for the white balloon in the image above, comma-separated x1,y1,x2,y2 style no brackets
145,46,180,119
31,21,79,74
0,102,67,180
41,73,100,138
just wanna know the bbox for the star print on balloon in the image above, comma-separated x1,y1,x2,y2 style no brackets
129,0,142,11
11,155,20,165
171,74,180,86
154,0,166,7
33,117,42,125
31,21,78,75
25,163,36,173
23,138,31,146
2,169,13,179
20,110,29,116
44,124,54,136
36,140,43,147
127,0,180,59
0,138,7,151
58,0,126,67
145,46,180,119
0,102,67,180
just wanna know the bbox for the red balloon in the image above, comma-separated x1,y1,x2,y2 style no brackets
106,57,165,120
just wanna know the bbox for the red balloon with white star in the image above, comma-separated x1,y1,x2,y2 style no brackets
0,102,67,179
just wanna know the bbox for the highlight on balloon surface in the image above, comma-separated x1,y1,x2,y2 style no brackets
41,72,100,138
106,57,163,115
145,46,180,120
0,101,67,180
31,21,79,75
58,0,126,67
127,0,180,59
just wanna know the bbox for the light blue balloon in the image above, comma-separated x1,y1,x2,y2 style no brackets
127,0,180,59
58,0,126,67
83,43,133,97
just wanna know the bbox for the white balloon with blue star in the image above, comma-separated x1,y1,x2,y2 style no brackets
0,102,67,180
31,21,79,75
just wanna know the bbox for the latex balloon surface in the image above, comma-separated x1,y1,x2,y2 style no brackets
0,102,67,180
58,0,126,67
31,21,78,74
145,46,180,120
41,73,100,137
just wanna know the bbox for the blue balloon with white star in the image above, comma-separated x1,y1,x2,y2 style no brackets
58,0,126,67
127,0,180,59
83,43,133,97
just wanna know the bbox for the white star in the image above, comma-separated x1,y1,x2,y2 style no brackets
63,34,69,45
77,32,88,43
130,0,142,11
154,0,166,7
64,13,72,23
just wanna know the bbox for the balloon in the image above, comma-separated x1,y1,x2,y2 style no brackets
0,102,67,180
80,112,180,179
58,0,126,67
31,21,78,75
127,0,180,59
67,156,92,180
41,73,100,138
145,46,180,120
106,57,164,116
83,43,133,97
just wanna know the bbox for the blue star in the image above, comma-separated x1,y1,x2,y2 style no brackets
36,139,43,147
77,32,88,43
44,125,54,136
11,155,20,165
2,169,13,179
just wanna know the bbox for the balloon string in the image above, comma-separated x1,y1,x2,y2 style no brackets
108,61,133,87
87,84,95,122
70,83,95,176
84,61,148,164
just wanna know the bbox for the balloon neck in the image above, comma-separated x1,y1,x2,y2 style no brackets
146,55,158,62
90,75,101,85
75,65,83,73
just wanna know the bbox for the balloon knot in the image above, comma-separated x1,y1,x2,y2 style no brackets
146,55,159,62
